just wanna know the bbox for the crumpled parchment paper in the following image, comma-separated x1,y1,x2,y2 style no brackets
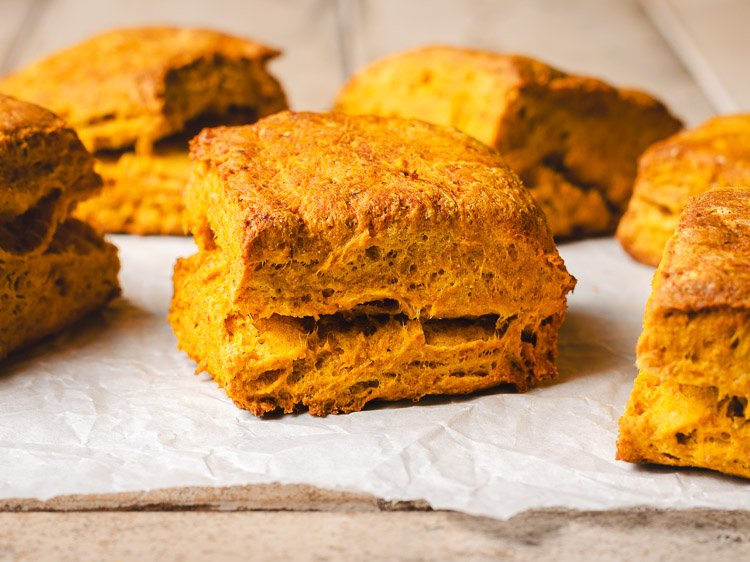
1,236,748,518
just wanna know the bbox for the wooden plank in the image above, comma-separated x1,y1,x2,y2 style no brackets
0,0,38,74
3,508,750,561
642,0,750,114
0,483,428,512
2,0,344,111
347,0,714,126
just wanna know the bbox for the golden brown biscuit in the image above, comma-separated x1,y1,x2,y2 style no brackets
0,94,101,258
1,95,119,360
617,187,750,479
1,27,289,234
0,219,120,360
0,27,287,152
334,45,683,239
171,111,576,416
617,114,750,266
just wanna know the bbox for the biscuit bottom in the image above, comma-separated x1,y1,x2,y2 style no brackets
74,146,190,235
617,373,750,479
169,251,564,416
0,219,120,359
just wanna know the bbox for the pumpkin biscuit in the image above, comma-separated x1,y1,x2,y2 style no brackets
1,219,120,360
0,94,100,258
0,96,119,360
171,111,576,416
334,45,683,239
617,187,750,479
617,114,750,266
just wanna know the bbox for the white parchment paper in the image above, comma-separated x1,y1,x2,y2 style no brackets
1,236,748,518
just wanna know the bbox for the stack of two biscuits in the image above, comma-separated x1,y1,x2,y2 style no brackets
0,95,119,360
169,111,576,416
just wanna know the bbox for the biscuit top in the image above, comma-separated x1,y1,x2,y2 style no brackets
639,114,750,211
0,93,101,256
650,187,750,312
190,110,556,258
188,111,574,320
0,27,282,152
641,114,750,167
334,45,673,149
0,93,65,135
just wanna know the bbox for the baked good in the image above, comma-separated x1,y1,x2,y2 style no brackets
170,111,576,416
73,141,191,234
171,250,568,416
617,187,750,479
617,114,750,266
333,45,683,239
0,26,289,234
0,27,288,152
0,95,120,360
1,219,121,360
0,94,100,258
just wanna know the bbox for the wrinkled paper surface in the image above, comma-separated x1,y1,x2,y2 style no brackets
1,236,748,518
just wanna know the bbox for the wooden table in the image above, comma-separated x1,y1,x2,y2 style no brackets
1,1,749,559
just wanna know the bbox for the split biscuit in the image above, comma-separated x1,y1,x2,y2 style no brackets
0,94,100,258
334,45,683,239
0,95,119,360
171,250,565,416
171,111,576,416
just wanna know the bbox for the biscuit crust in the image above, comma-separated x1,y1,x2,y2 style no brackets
0,94,101,257
617,114,750,266
334,45,683,239
187,111,574,321
172,112,575,416
617,187,750,479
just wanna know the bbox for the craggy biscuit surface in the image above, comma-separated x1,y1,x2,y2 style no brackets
617,187,750,479
334,45,683,239
0,94,101,257
617,114,750,266
187,111,575,320
172,111,576,416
